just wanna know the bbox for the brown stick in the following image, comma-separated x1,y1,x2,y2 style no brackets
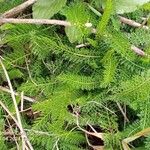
0,18,71,26
1,0,148,30
119,16,149,30
5,117,20,150
76,43,147,57
1,16,148,30
0,18,148,56
0,16,148,29
1,0,37,18
116,102,129,122
0,58,33,150
0,86,36,103
131,45,147,56
0,100,33,150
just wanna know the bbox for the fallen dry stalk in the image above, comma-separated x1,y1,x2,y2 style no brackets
76,43,148,57
0,16,148,30
0,58,33,150
122,128,150,150
1,0,149,30
119,16,149,30
0,100,32,150
0,6,149,57
0,85,36,103
75,113,104,150
116,102,129,122
0,100,22,131
75,113,103,140
131,45,147,56
6,117,20,149
1,0,37,18
0,18,71,26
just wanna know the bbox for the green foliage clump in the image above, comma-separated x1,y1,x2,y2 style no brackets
0,0,150,150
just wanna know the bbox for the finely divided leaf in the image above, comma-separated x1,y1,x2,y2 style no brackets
97,0,113,35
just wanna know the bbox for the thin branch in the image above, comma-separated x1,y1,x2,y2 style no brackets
85,134,104,150
5,109,40,123
0,59,23,126
1,15,148,29
141,16,149,27
0,86,36,103
76,43,148,57
0,100,30,149
124,104,127,129
6,117,20,150
1,0,37,18
1,5,149,30
0,17,148,57
85,134,93,147
0,100,20,128
0,18,71,26
119,16,149,30
24,129,54,136
87,123,97,133
3,131,19,136
122,128,150,150
86,101,116,115
116,102,129,122
25,56,37,86
87,5,149,30
21,92,24,112
75,113,103,140
5,107,33,117
52,139,60,150
131,45,147,56
0,59,33,150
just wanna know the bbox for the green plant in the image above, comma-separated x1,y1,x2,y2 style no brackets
0,0,150,150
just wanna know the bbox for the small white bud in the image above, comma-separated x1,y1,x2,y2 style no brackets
85,22,92,28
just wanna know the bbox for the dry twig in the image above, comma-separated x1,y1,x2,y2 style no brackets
131,45,147,56
0,100,31,150
122,128,150,150
0,15,148,30
0,85,35,103
0,18,71,26
25,56,37,86
119,16,149,30
0,58,33,150
21,92,24,112
75,113,104,150
5,117,20,150
116,102,129,122
0,12,149,57
1,0,37,18
75,113,103,140
76,42,148,57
